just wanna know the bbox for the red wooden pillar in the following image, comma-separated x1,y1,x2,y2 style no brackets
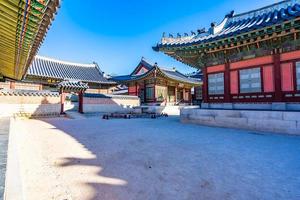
10,81,15,89
135,82,138,96
202,67,208,103
38,84,43,91
175,85,178,103
189,88,193,104
224,61,231,102
78,91,84,113
60,89,65,114
273,53,282,102
143,80,146,104
183,88,186,102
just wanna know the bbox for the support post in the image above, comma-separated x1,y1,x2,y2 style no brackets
273,52,282,102
144,80,146,104
60,89,65,114
202,67,208,103
175,85,178,104
78,91,84,113
224,61,230,102
10,81,15,89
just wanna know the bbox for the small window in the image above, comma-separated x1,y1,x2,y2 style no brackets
239,68,261,93
297,62,300,90
208,73,224,95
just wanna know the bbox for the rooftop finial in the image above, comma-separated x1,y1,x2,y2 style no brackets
169,33,174,38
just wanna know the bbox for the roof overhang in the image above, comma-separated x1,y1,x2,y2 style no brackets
0,0,61,80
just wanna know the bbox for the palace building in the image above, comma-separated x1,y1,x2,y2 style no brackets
0,55,116,94
154,0,300,109
111,58,201,105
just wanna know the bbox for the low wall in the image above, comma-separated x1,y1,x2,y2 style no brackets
83,94,140,113
0,90,60,117
146,105,200,116
181,108,300,135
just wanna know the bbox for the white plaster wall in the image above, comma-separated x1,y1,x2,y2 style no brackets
0,104,60,117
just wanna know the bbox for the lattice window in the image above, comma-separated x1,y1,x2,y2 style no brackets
239,68,261,93
146,87,154,100
297,62,300,91
208,73,224,95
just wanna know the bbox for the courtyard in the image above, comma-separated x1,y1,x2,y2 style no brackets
8,116,300,200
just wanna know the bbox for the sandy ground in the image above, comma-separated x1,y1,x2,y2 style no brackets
12,117,300,200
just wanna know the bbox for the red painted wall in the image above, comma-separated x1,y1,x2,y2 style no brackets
263,65,274,92
281,63,294,92
230,71,238,94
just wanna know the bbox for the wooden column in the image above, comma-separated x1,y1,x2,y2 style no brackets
78,91,84,113
202,67,209,103
273,52,282,102
60,89,65,114
135,82,138,96
183,88,186,102
144,80,146,104
224,60,231,102
10,81,15,89
189,88,192,104
39,84,43,91
175,85,178,104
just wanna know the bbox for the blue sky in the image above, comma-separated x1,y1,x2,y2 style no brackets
39,0,275,75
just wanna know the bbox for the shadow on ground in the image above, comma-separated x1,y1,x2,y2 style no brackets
41,117,300,200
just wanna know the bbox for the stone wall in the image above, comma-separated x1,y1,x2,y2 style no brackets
0,90,60,117
181,108,300,135
83,94,140,113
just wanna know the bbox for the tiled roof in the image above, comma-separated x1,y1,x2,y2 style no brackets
154,0,300,49
58,80,89,92
111,58,201,85
26,56,116,84
0,89,59,97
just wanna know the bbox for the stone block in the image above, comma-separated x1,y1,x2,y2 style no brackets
223,103,233,109
201,103,209,109
286,103,300,111
214,117,248,129
283,112,300,121
214,110,241,118
272,103,286,111
240,110,283,120
233,103,271,110
247,119,297,134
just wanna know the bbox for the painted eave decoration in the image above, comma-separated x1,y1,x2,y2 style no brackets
0,0,61,80
153,0,300,67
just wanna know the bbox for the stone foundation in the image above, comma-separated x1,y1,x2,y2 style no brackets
181,108,300,135
201,102,300,111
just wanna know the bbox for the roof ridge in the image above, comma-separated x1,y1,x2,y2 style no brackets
230,0,299,22
35,55,96,68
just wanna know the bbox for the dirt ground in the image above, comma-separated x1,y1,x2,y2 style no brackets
12,117,300,200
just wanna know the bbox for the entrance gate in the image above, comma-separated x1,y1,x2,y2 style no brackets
58,80,89,114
